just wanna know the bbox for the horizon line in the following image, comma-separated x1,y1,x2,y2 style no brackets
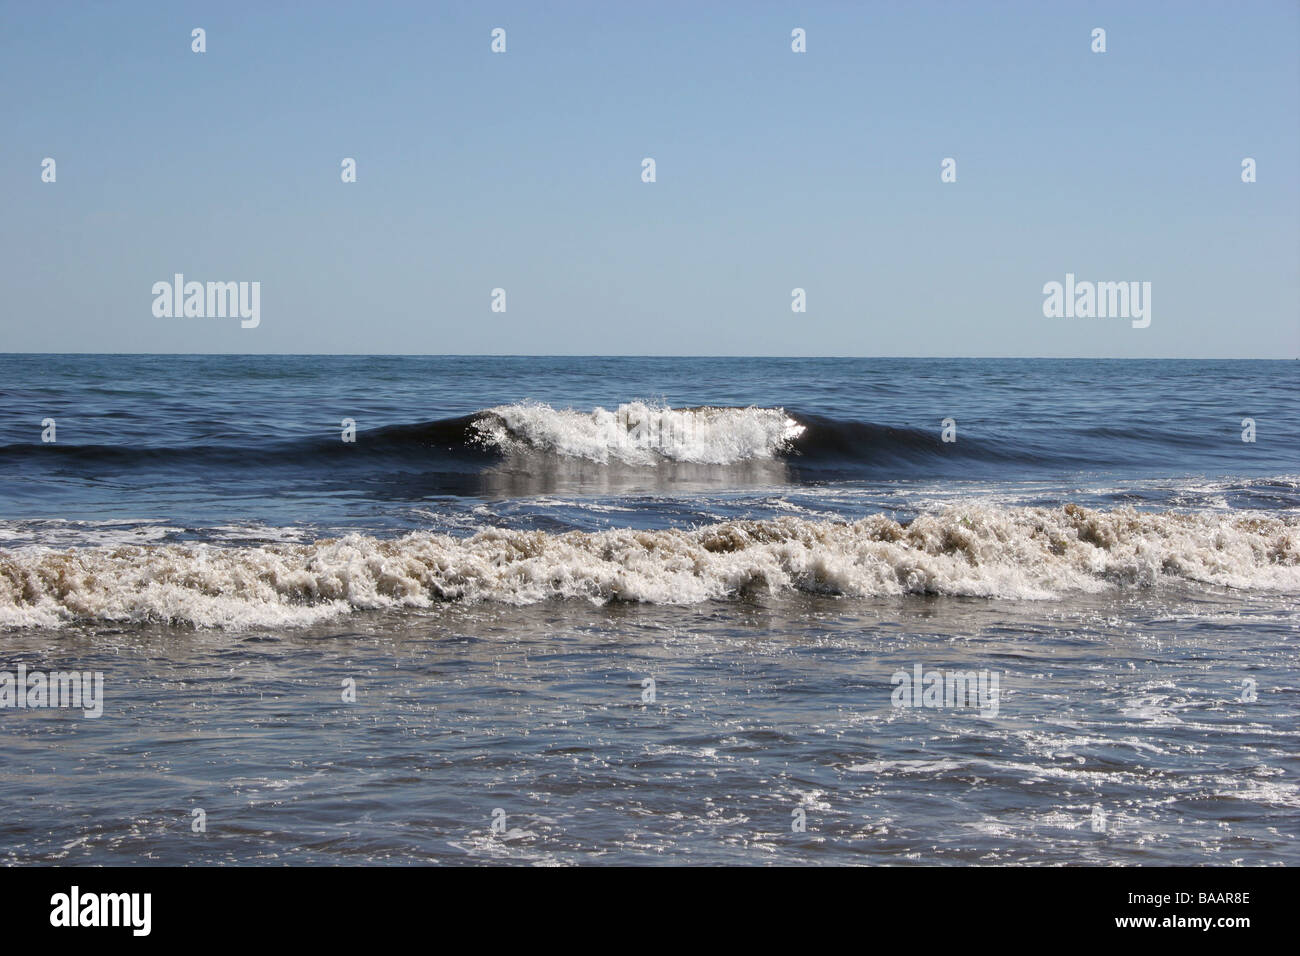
1,352,1296,361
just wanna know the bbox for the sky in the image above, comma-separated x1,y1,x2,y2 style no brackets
1,0,1297,357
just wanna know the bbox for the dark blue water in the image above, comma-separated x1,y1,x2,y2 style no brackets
1,356,1295,543
1,356,1297,865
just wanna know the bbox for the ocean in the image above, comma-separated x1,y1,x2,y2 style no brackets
1,355,1297,864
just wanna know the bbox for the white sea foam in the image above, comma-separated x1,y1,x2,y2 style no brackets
471,401,805,464
0,519,185,550
0,504,1296,629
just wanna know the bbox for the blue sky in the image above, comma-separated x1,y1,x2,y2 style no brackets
1,0,1296,357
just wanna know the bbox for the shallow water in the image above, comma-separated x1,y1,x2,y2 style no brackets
1,588,1296,864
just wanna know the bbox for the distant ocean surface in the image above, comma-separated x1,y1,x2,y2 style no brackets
1,355,1297,865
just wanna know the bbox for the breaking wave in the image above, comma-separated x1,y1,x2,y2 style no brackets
470,402,806,464
0,403,1018,474
2,504,1296,629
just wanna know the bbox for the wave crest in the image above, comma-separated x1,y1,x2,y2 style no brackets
470,402,805,464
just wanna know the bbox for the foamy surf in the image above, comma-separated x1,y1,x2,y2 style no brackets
1,504,1296,630
470,402,805,464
